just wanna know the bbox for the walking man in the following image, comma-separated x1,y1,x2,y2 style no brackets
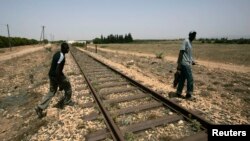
35,42,73,118
176,31,197,100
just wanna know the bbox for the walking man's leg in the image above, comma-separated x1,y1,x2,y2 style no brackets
55,76,72,108
35,77,58,118
176,66,186,97
62,76,72,105
185,65,194,98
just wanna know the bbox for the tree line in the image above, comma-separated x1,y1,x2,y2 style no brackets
198,38,250,44
93,33,133,44
0,36,39,48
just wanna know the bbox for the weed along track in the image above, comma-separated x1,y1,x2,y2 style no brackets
70,47,212,141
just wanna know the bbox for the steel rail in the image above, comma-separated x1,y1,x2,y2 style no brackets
70,51,125,141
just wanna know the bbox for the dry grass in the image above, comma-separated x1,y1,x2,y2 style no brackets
98,41,250,66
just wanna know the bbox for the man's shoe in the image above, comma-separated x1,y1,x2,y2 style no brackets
35,106,45,119
175,92,185,98
176,93,182,98
185,95,195,101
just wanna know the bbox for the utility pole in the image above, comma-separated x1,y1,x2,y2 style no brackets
40,26,45,44
7,24,11,51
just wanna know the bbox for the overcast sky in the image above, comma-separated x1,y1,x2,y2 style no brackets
0,0,250,40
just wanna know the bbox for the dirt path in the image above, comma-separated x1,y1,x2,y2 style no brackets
88,46,250,73
0,45,50,62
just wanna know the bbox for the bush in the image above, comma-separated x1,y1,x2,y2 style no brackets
0,36,39,48
155,52,164,59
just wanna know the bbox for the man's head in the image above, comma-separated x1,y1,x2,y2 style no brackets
61,42,69,54
189,31,197,42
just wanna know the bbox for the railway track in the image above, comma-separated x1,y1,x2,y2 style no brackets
70,47,212,141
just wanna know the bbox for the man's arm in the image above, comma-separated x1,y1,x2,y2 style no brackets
177,50,184,70
56,63,63,82
56,52,65,82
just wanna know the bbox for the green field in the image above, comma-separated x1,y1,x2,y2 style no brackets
98,41,250,66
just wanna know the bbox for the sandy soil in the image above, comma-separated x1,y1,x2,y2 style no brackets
0,45,249,140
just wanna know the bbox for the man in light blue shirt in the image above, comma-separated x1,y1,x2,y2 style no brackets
176,31,196,100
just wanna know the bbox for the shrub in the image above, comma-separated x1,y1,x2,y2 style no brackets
155,52,164,59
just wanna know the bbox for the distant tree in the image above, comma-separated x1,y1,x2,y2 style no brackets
93,33,134,44
0,39,4,47
199,37,250,44
0,36,8,47
101,35,104,42
127,33,133,42
43,39,49,44
0,36,39,48
118,35,124,43
124,34,128,42
93,38,101,44
31,39,39,44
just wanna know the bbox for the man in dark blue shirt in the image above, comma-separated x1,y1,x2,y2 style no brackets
35,42,72,118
